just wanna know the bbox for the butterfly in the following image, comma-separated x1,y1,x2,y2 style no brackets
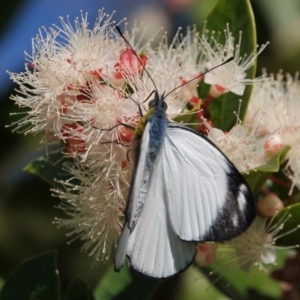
113,27,256,279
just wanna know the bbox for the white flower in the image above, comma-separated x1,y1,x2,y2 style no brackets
199,24,268,97
8,9,123,136
124,26,204,118
207,121,266,173
65,84,137,158
228,214,299,273
166,26,205,101
53,156,132,262
245,72,300,133
246,72,300,193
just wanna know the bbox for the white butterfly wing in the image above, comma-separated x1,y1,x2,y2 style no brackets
115,121,153,271
115,120,255,278
126,148,197,278
164,124,255,242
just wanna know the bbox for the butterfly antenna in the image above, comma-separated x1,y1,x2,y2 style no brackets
164,56,234,98
115,26,158,92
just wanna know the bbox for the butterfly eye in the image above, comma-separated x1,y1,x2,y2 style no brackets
163,102,168,111
148,99,155,108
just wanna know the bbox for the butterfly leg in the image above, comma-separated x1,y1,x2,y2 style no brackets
92,123,135,131
126,148,136,161
99,140,134,147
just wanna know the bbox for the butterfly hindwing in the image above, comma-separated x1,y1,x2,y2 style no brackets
164,123,256,241
126,142,197,278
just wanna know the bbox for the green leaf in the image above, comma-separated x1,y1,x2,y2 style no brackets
173,104,202,131
253,146,290,173
246,289,280,300
201,0,257,131
0,252,60,300
0,278,5,292
196,255,283,299
275,203,300,247
244,146,290,194
94,262,160,300
199,267,244,300
24,153,74,189
244,171,269,195
65,276,94,300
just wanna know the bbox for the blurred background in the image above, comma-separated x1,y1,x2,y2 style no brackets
1,0,300,298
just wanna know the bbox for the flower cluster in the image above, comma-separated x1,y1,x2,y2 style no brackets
246,72,300,194
8,9,299,275
9,10,210,260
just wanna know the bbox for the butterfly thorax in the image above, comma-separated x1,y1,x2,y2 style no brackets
134,93,167,138
146,96,168,167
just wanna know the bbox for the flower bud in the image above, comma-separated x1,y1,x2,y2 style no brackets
257,193,284,217
195,243,218,266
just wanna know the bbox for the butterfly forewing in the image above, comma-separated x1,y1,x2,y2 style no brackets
164,124,256,241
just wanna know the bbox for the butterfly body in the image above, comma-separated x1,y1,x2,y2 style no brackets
114,91,256,278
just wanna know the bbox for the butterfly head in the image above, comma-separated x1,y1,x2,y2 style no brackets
148,91,168,112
